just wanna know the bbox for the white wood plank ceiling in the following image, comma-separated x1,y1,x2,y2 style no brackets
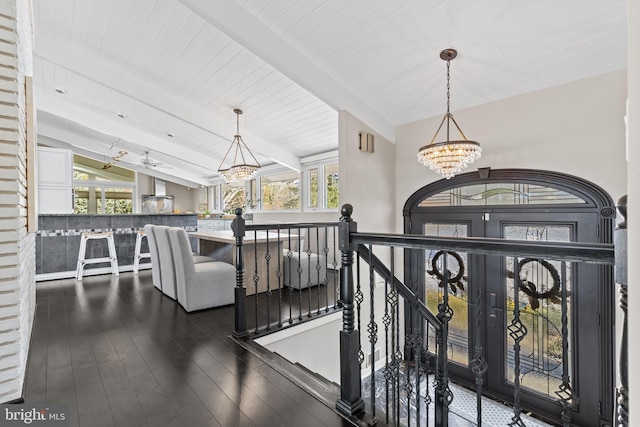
33,0,627,186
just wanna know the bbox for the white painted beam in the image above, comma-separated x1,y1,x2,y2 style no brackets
178,0,396,143
38,131,209,187
36,92,219,174
34,34,302,171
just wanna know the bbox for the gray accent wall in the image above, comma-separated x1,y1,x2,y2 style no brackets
36,214,197,277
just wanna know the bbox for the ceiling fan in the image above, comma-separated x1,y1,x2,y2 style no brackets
141,151,165,169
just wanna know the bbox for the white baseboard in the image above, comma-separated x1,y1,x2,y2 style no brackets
35,263,152,282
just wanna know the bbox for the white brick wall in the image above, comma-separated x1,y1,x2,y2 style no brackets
0,0,35,403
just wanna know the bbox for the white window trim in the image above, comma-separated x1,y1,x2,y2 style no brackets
208,152,339,214
302,157,339,212
72,179,136,214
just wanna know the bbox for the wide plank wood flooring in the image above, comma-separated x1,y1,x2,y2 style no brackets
25,271,353,427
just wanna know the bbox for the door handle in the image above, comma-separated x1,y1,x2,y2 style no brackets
488,292,503,328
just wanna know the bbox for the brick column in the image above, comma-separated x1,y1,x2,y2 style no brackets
0,0,36,403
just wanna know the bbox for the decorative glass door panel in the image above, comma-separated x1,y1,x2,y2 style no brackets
503,225,573,400
424,223,469,367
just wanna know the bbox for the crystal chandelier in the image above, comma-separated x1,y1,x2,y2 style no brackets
217,108,261,183
417,49,481,179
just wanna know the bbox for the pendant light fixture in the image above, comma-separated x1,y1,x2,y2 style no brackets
217,108,260,183
417,49,481,179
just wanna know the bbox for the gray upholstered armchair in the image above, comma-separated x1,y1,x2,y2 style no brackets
282,228,327,289
143,224,162,291
168,227,235,312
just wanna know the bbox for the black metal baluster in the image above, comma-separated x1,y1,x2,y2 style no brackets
382,247,394,424
615,195,628,426
297,228,303,321
391,280,402,426
276,227,283,328
265,231,272,330
315,226,320,314
356,253,364,371
508,256,527,426
287,227,293,324
367,244,378,424
470,253,487,426
253,230,259,334
414,306,424,426
405,329,413,426
324,226,330,312
307,226,312,317
435,253,452,426
231,208,247,338
555,261,574,425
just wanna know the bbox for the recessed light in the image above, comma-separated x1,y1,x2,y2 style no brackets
54,88,66,94
117,113,126,118
167,132,175,138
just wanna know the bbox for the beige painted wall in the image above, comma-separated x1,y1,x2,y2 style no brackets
396,69,628,229
339,110,396,233
137,172,198,213
165,181,198,213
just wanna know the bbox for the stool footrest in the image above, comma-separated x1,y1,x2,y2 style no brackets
82,257,115,265
76,232,119,280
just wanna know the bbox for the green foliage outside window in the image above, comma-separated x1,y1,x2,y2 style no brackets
223,185,246,212
325,163,339,209
261,172,300,210
309,169,318,208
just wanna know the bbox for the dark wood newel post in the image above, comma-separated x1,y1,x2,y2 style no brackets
336,204,365,417
615,195,628,426
232,208,248,339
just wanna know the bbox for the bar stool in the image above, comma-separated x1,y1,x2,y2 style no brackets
133,230,151,274
75,231,119,280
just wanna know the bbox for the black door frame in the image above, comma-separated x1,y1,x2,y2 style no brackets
402,169,616,425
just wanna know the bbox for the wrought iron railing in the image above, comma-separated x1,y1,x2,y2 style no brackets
335,204,617,426
231,209,341,338
230,201,626,426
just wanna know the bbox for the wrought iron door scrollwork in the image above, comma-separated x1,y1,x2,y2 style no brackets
507,258,563,310
427,250,467,294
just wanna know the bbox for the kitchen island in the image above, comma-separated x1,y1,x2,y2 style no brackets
36,213,198,280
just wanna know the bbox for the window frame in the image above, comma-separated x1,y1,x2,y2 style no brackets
258,169,301,212
72,179,136,215
302,157,339,212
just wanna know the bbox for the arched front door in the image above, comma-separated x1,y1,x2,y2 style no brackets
403,169,615,426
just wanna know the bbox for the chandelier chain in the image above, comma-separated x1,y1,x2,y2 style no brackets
416,48,482,179
446,58,451,115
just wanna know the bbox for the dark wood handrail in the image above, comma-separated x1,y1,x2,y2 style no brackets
351,232,614,265
357,244,441,330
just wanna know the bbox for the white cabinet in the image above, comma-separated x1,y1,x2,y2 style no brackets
37,147,73,214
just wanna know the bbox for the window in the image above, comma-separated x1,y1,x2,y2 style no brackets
308,168,319,208
260,171,300,210
211,185,220,211
303,159,339,211
73,155,135,214
325,163,339,209
197,187,208,213
222,182,246,213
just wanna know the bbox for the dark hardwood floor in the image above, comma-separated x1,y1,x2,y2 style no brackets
25,271,354,427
